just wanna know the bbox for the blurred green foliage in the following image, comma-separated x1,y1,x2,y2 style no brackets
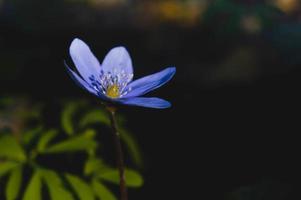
0,97,143,200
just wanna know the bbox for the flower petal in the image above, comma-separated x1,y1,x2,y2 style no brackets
102,46,133,76
69,38,101,83
123,67,176,98
118,97,171,109
65,63,98,96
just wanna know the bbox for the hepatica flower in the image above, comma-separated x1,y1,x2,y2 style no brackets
65,38,176,108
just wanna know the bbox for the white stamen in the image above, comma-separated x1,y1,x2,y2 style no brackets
93,69,133,97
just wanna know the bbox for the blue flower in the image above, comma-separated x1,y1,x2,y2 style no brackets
65,38,176,109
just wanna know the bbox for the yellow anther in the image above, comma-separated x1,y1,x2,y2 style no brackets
106,84,120,98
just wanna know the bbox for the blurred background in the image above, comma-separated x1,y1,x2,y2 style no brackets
1,0,301,199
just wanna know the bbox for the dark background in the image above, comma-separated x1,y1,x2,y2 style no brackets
1,0,301,199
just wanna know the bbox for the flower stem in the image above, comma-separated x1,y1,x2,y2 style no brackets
107,107,128,200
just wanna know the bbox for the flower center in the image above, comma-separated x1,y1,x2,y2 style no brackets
89,70,133,99
106,84,120,98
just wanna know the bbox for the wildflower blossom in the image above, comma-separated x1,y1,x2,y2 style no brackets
65,38,175,109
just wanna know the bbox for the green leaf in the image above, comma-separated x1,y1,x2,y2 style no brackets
98,168,143,188
65,174,95,200
84,158,107,176
22,126,43,145
61,102,78,135
119,128,143,167
41,169,74,200
37,129,58,152
92,179,116,200
23,170,42,200
6,166,22,200
0,135,26,162
43,132,97,154
80,110,110,127
0,161,19,178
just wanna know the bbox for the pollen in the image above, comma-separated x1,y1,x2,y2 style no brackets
106,84,120,98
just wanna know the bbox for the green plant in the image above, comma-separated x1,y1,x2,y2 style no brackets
0,98,143,200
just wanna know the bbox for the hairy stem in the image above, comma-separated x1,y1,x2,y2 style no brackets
107,107,128,200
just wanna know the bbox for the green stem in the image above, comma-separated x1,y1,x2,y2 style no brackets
107,107,128,200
